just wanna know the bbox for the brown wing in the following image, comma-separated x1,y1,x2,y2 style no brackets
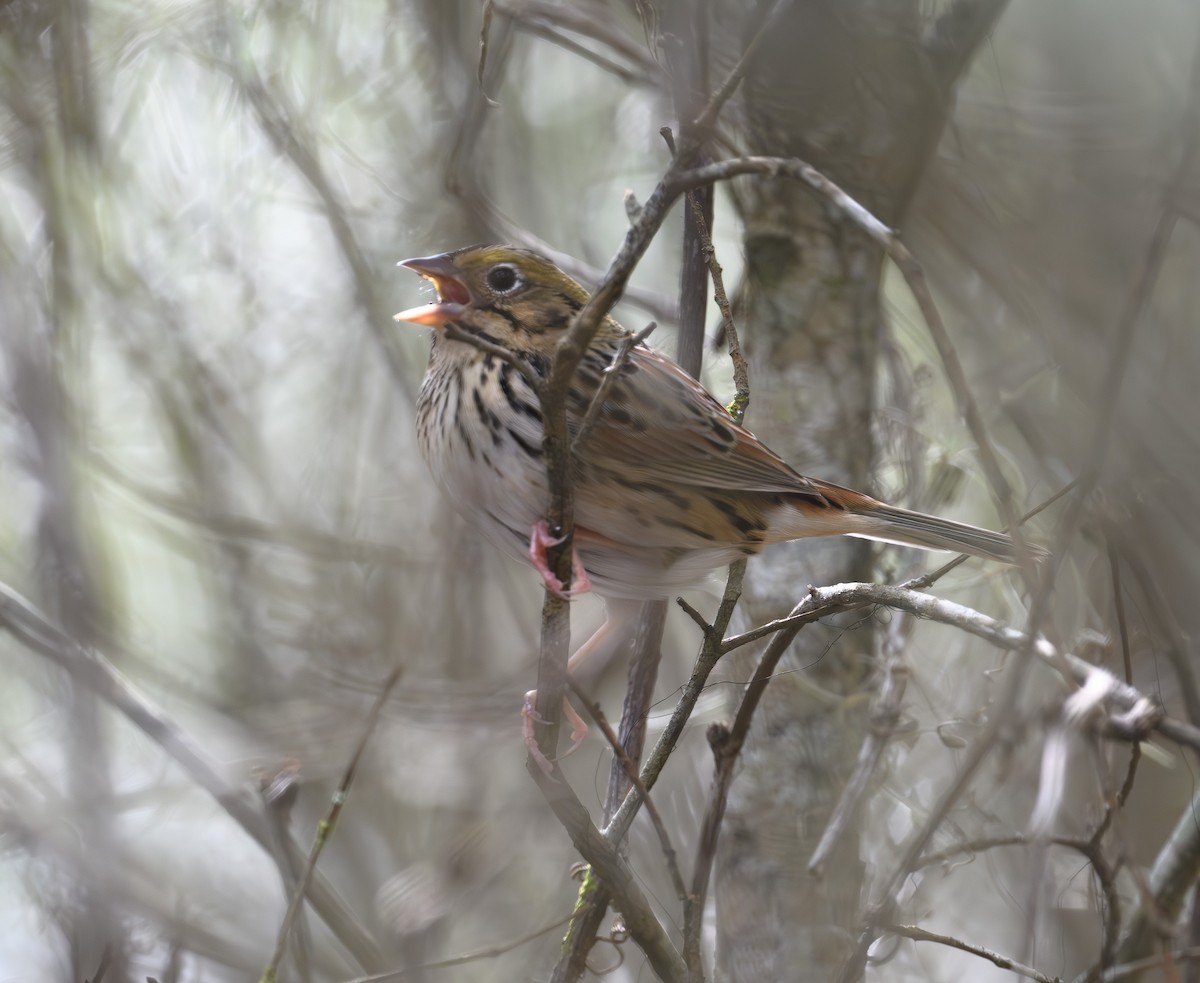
569,343,832,501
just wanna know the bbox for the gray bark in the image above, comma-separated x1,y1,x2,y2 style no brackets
716,2,1006,978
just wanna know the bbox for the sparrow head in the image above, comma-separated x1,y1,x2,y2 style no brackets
394,245,619,356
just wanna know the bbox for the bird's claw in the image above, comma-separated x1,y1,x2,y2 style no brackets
523,690,588,776
528,520,592,598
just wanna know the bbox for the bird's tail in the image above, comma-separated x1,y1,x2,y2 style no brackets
847,501,1043,564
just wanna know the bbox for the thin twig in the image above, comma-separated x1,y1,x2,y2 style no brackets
568,679,688,904
689,0,784,137
491,0,660,77
340,913,576,982
684,588,817,961
476,0,501,107
603,560,746,847
526,764,688,983
262,662,404,982
683,192,749,421
571,322,656,452
902,480,1077,592
0,578,388,973
884,923,1065,983
808,659,909,877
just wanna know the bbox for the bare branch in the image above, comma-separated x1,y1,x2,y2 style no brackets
476,0,502,107
1114,788,1200,967
568,679,688,905
682,191,750,422
0,578,388,974
690,0,784,137
492,0,661,78
526,764,688,983
884,923,1063,983
809,659,909,877
571,321,657,453
263,662,404,981
922,0,1012,87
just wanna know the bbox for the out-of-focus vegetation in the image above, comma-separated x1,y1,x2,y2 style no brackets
1,1,1198,981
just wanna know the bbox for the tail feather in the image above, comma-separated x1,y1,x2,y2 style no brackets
850,502,1044,564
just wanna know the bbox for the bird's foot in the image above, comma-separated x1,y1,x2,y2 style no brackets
522,690,588,776
528,520,592,599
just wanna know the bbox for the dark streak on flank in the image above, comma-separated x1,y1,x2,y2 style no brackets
473,388,501,433
711,496,765,536
624,479,690,512
507,425,542,458
658,514,718,542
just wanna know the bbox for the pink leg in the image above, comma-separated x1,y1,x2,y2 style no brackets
519,601,641,773
528,520,592,599
523,692,589,776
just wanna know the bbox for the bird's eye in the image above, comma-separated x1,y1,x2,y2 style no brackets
485,263,521,295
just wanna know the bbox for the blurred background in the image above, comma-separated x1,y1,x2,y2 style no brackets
1,1,1199,981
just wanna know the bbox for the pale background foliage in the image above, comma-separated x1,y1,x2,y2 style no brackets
0,1,1196,981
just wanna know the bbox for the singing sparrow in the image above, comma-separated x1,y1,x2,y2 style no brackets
395,244,1033,766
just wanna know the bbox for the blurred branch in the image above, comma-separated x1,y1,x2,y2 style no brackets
212,18,410,393
492,0,661,79
1111,534,1200,730
263,662,403,982
922,0,1011,88
476,0,501,106
683,189,748,421
0,578,389,974
527,764,688,983
568,675,688,903
1046,24,1200,598
1112,788,1200,970
808,658,909,877
96,457,418,567
604,559,745,843
339,913,575,982
1093,947,1200,983
884,923,1060,983
517,19,658,85
688,0,782,138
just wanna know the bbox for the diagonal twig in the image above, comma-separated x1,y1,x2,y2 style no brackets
262,663,404,981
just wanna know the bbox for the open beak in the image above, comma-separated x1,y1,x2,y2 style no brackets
393,253,470,327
